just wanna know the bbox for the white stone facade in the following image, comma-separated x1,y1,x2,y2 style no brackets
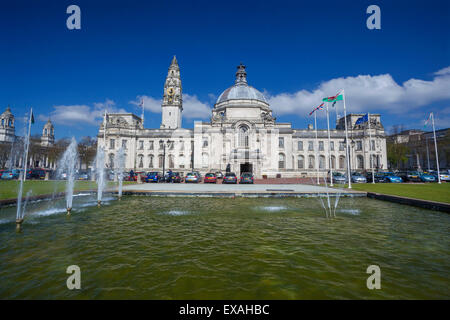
98,59,388,178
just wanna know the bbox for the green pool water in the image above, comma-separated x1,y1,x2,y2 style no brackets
0,195,449,299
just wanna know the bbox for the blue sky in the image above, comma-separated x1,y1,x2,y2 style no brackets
0,0,449,140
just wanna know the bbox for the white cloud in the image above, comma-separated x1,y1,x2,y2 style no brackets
130,93,212,119
266,66,450,117
40,99,127,126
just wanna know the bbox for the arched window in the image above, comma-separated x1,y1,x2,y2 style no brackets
8,119,12,127
330,155,336,169
357,155,364,169
1,119,4,126
44,129,48,135
238,125,249,147
158,155,164,168
148,155,154,168
308,155,315,169
339,156,345,169
168,155,174,168
138,154,144,168
297,155,304,169
278,153,285,169
319,155,326,169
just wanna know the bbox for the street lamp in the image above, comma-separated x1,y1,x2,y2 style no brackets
159,139,173,182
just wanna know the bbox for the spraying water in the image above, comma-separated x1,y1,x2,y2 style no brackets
57,138,78,213
115,147,125,200
95,148,106,206
16,117,32,226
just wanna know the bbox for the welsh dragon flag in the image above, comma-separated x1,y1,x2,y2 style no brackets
322,94,343,103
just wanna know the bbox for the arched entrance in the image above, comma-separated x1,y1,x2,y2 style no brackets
240,162,253,175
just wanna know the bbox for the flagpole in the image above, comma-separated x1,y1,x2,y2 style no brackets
314,111,319,184
342,90,352,189
326,101,333,186
426,136,430,172
431,112,441,184
368,112,375,184
103,110,107,149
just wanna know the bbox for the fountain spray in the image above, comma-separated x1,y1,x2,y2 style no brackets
57,138,78,215
115,147,125,200
95,148,106,207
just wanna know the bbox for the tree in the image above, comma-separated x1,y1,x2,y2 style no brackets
387,140,410,170
78,136,97,169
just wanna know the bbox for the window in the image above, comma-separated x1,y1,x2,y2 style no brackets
339,156,345,169
319,155,325,169
357,155,364,169
139,140,144,150
279,137,284,148
239,126,249,147
297,141,303,151
179,154,184,168
308,141,314,151
297,155,304,169
339,142,345,151
203,138,208,148
319,141,324,151
330,141,335,151
179,141,184,151
149,141,154,150
122,139,128,149
44,129,48,135
278,153,285,169
356,141,362,151
169,141,174,150
1,119,3,126
159,141,164,150
371,140,375,151
110,139,115,150
138,154,144,168
158,155,164,167
331,155,336,169
148,155,154,168
308,155,315,169
202,153,209,168
168,155,174,168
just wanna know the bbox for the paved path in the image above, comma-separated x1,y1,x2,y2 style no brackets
122,183,364,196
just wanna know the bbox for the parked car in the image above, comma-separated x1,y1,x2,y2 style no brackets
406,171,421,182
28,168,46,180
215,171,224,179
331,172,347,184
351,172,367,183
146,171,163,183
381,172,403,183
427,170,450,182
365,172,385,183
170,172,183,183
239,172,254,184
419,172,436,182
194,171,202,182
204,172,217,183
77,170,90,180
1,169,24,180
185,172,200,183
223,172,237,184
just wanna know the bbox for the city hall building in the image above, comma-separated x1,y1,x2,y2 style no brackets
98,57,388,178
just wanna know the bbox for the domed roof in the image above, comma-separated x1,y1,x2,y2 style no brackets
1,106,13,118
44,119,54,128
216,64,267,105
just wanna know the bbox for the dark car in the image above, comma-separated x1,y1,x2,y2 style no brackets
28,169,46,180
366,172,385,183
239,172,254,184
381,172,403,183
222,172,237,184
77,170,90,180
146,171,163,183
170,172,183,183
204,172,217,183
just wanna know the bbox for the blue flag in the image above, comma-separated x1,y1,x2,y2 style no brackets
355,113,368,125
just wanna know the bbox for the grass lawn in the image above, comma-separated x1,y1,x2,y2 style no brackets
335,182,450,204
0,180,136,200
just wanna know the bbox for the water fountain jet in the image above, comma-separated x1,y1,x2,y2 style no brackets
57,137,78,214
115,147,125,201
94,148,106,207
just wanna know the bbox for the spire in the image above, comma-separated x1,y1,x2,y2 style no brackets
170,55,178,67
235,63,247,85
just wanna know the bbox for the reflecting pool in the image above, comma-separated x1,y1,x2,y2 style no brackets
0,196,449,299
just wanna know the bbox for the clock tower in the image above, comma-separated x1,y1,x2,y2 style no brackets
161,56,183,129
